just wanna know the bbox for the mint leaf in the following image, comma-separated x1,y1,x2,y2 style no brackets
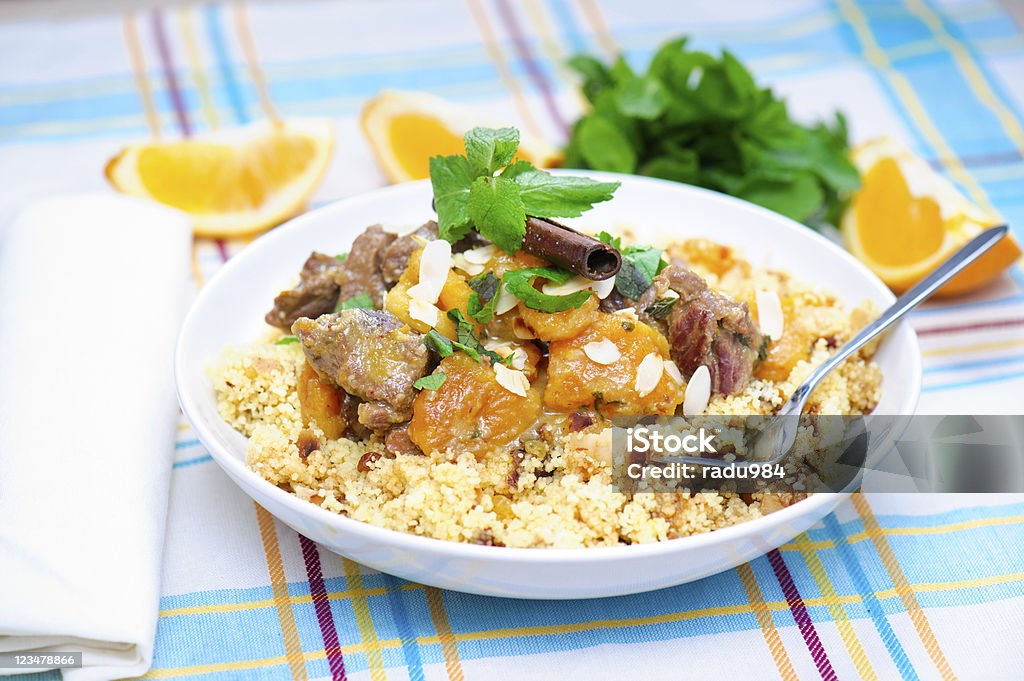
502,164,619,218
468,175,526,254
335,292,374,312
467,271,501,324
275,336,299,345
596,231,622,249
423,329,454,357
503,267,592,312
645,296,678,318
430,154,475,242
465,126,520,176
575,115,637,173
616,76,669,120
564,37,858,229
614,244,668,299
446,309,505,363
414,371,447,390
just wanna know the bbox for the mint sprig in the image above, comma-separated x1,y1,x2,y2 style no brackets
565,37,859,227
430,127,620,253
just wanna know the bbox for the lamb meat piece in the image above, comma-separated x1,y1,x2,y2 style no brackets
265,252,344,330
664,262,762,396
380,221,438,284
336,224,396,308
292,309,429,429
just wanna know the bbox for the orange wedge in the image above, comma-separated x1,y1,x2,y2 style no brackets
105,119,334,237
361,90,562,183
842,137,1020,298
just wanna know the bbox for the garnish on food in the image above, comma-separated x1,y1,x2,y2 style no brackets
564,37,859,227
429,126,622,272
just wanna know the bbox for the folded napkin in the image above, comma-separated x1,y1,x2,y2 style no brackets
0,195,191,680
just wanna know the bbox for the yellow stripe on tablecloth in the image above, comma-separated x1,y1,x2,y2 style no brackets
923,338,1024,358
233,2,280,121
793,533,879,680
521,0,588,112
425,587,466,681
575,0,618,58
837,0,997,215
852,494,957,681
906,0,1024,157
145,570,1024,677
781,512,1024,551
177,7,221,129
736,562,799,681
465,0,548,141
341,559,387,681
122,13,162,137
255,504,309,681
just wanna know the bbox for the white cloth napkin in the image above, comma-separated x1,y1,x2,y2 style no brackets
0,194,192,680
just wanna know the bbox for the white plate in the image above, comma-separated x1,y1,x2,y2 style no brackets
175,172,921,599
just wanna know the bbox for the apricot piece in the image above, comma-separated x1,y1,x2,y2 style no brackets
296,361,347,439
408,354,541,458
385,247,478,339
517,294,599,342
545,313,684,415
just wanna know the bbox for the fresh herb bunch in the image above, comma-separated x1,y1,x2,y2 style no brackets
564,37,859,227
430,127,620,252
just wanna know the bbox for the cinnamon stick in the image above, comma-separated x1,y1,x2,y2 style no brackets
522,216,621,280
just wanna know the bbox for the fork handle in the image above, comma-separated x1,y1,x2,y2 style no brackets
784,224,1010,413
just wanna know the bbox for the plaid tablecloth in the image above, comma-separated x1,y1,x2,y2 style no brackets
3,0,1024,678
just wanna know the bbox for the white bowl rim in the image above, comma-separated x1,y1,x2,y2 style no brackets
175,171,921,563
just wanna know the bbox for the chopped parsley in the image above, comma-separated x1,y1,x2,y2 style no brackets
275,336,299,345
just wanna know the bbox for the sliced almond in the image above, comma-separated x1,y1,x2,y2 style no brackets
463,244,498,265
542,276,593,296
541,274,616,300
593,276,616,300
451,253,485,277
756,289,784,339
634,352,664,397
663,359,684,384
616,307,639,322
683,365,711,416
494,285,519,315
408,298,440,327
509,347,528,371
494,362,530,397
407,239,451,304
583,338,621,365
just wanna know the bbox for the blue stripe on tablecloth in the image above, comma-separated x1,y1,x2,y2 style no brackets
175,438,201,450
174,454,214,468
924,354,1024,375
923,367,1024,392
823,513,920,680
381,574,427,681
204,3,250,125
143,500,1024,674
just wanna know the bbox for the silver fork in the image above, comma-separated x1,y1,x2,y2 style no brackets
663,224,1010,470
